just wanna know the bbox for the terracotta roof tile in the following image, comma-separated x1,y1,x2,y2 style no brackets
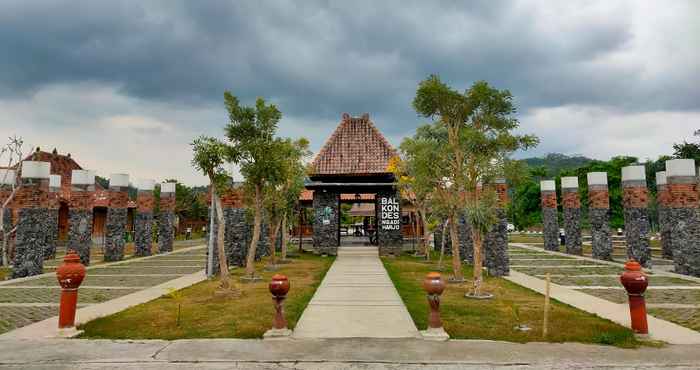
310,113,397,176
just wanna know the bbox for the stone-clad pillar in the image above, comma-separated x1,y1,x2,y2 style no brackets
135,179,155,257
158,182,176,253
220,186,247,267
376,189,403,256
587,172,613,260
0,169,14,256
540,180,559,251
44,174,61,260
312,189,339,256
621,165,652,268
656,171,673,259
12,161,50,278
561,177,582,255
484,179,509,276
438,215,473,262
104,173,129,262
666,159,700,276
68,170,95,265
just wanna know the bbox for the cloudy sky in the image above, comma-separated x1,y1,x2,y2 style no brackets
1,1,698,185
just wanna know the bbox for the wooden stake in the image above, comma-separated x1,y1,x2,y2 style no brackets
543,273,551,339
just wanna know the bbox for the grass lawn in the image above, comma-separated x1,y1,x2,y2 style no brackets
78,253,334,339
0,267,8,281
508,234,544,244
383,254,641,347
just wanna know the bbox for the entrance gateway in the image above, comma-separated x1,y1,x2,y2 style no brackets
305,113,403,256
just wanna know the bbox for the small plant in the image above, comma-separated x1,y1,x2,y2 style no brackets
166,287,184,327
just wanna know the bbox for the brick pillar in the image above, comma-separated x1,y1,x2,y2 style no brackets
561,177,582,255
312,189,339,255
45,174,61,260
376,189,403,256
656,171,673,259
158,182,176,253
621,165,652,268
134,179,155,257
587,172,612,260
665,159,700,276
12,161,50,278
104,173,129,262
540,180,559,251
484,179,509,276
0,169,15,264
68,170,94,265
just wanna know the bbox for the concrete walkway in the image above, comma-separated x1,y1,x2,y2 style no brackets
2,338,700,369
293,246,419,339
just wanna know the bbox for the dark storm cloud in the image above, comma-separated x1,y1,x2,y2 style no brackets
0,0,698,137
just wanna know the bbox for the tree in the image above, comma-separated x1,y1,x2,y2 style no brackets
191,136,233,291
223,92,285,279
0,136,32,267
263,138,310,266
414,76,538,295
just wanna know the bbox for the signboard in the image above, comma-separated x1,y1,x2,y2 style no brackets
379,196,400,231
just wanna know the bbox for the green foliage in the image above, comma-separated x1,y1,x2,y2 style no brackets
190,136,231,192
523,153,593,177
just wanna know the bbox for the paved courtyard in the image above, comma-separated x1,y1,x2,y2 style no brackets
0,239,206,335
507,243,700,337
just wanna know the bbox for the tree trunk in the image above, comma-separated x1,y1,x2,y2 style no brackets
268,217,281,267
419,208,431,261
438,220,446,269
245,183,263,277
281,215,288,260
448,213,463,281
472,229,484,296
410,211,419,255
212,189,230,289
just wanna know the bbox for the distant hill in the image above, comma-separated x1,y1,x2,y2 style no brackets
523,153,593,176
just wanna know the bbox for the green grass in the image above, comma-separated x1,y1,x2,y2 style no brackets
78,253,334,339
383,254,642,348
0,267,9,281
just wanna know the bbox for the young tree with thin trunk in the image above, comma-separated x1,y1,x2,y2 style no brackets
414,76,538,293
222,92,285,279
0,136,32,267
191,136,233,291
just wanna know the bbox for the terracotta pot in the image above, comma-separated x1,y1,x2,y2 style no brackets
423,272,445,296
56,250,86,290
620,260,648,296
269,274,290,298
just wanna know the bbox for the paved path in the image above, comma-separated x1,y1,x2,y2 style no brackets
507,243,700,344
0,240,206,336
293,246,419,338
1,338,700,369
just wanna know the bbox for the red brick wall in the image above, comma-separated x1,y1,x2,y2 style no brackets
70,190,93,210
541,191,557,208
657,184,671,207
220,188,245,208
495,183,508,208
160,193,176,212
562,190,581,209
137,191,155,212
13,179,49,209
622,186,648,208
588,190,610,209
109,189,129,209
667,183,699,208
48,191,60,209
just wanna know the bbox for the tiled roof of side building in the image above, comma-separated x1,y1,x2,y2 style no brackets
310,113,398,176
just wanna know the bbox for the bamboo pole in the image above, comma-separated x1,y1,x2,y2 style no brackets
543,273,551,339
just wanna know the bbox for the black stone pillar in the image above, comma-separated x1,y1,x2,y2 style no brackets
621,166,652,268
45,176,60,260
484,180,509,276
312,189,339,255
656,172,673,260
158,183,176,253
540,180,559,251
665,159,700,276
12,161,50,278
587,172,613,261
68,170,95,265
561,177,582,255
104,174,129,262
376,189,402,256
134,181,155,257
